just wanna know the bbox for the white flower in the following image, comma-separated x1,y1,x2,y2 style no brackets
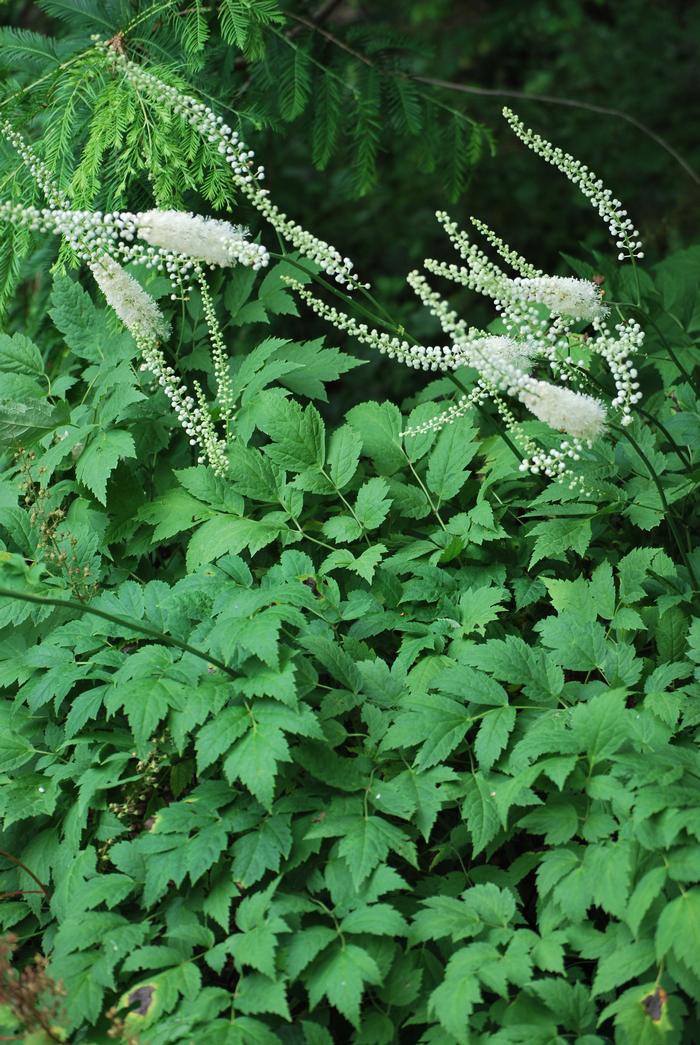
91,256,169,341
512,275,607,322
470,334,534,376
519,380,606,441
135,209,268,269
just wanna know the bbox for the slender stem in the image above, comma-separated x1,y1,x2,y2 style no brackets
0,586,240,680
404,456,446,531
569,364,693,469
0,850,50,899
320,468,371,546
613,427,698,592
413,76,700,187
269,251,398,333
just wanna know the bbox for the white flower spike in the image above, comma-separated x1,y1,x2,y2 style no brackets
135,210,268,270
518,380,607,442
91,256,169,342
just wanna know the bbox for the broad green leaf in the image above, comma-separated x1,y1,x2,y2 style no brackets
75,429,136,504
426,417,478,500
305,942,381,1028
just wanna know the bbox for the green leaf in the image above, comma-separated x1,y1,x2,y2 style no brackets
429,949,483,1044
327,424,362,489
538,613,608,671
656,888,700,978
320,544,386,583
306,942,381,1028
0,332,44,377
353,478,392,531
459,584,507,635
592,940,656,996
474,705,516,770
0,399,64,446
186,515,283,569
75,430,136,504
224,717,292,809
529,516,592,567
462,773,501,856
276,339,364,401
570,690,630,762
261,399,325,472
346,400,405,475
426,417,478,500
340,903,408,937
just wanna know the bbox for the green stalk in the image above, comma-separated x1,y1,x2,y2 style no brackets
612,427,699,592
0,586,239,680
271,252,526,460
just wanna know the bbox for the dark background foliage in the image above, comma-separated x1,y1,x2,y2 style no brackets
1,3,700,1043
2,0,699,412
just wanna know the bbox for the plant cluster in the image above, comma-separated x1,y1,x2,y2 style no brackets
0,5,699,1045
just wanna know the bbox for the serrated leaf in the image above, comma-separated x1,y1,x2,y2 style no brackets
474,705,516,770
305,942,381,1028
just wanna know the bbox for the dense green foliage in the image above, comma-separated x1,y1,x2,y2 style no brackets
1,2,700,1044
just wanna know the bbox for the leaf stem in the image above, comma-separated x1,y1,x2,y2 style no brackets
613,427,698,593
0,850,50,900
0,586,240,679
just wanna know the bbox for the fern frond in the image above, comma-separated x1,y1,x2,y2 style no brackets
387,75,422,136
36,0,122,32
0,224,32,320
350,65,381,196
311,73,342,170
172,0,211,56
42,61,103,188
277,43,312,122
219,0,284,58
442,110,469,202
0,28,60,71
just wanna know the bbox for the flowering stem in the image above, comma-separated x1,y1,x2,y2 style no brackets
271,252,526,459
570,365,693,469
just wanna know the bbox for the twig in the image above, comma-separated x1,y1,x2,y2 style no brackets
0,587,239,681
0,851,50,900
412,76,700,187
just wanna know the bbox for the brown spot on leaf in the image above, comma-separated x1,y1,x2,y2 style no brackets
128,985,155,1016
642,986,667,1022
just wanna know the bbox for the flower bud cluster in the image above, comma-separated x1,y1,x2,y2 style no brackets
469,217,542,278
589,319,644,424
285,279,465,372
519,439,592,493
503,108,643,260
401,383,490,437
198,271,235,421
139,340,228,476
112,50,360,287
0,119,68,209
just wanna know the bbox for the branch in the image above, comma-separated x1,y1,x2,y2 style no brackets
412,75,700,186
0,850,50,900
0,586,239,681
